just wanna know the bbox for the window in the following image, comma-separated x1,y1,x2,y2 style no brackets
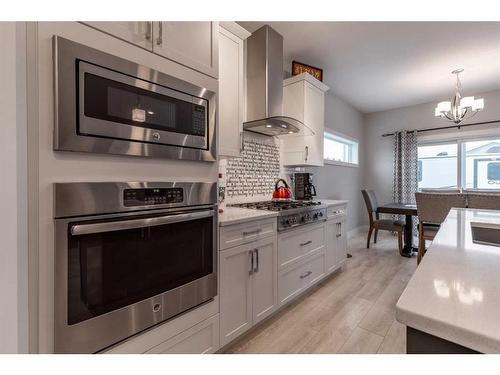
324,131,359,166
463,138,500,190
417,136,500,191
417,142,458,189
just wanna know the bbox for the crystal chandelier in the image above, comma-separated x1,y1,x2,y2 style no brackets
434,69,484,124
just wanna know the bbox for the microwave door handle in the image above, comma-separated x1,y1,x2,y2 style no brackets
70,210,214,236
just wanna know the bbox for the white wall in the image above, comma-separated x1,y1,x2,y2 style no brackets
306,91,365,232
0,22,29,353
363,88,500,224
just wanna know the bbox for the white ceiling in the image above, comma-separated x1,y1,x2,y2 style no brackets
238,22,500,113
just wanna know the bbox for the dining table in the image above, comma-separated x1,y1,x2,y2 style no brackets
377,202,418,257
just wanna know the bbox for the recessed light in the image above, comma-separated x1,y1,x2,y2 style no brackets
266,124,272,128
147,110,154,115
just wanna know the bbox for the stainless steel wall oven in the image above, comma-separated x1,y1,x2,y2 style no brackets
54,182,218,353
54,36,216,161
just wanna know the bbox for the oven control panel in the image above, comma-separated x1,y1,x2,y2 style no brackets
123,188,184,206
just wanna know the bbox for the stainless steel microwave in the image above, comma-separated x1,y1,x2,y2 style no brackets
53,36,216,161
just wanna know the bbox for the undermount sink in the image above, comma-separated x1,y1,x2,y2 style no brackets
471,222,500,247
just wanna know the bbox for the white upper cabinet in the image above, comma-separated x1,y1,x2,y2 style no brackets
282,73,329,167
82,22,218,78
152,22,219,78
218,22,250,157
82,22,153,50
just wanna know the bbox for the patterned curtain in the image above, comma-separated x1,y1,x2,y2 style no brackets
392,130,418,205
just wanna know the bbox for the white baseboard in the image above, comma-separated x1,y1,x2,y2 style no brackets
348,225,368,240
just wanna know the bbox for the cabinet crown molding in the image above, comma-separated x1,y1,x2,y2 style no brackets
219,22,251,40
284,72,330,92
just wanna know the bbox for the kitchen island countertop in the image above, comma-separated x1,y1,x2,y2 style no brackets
396,208,500,353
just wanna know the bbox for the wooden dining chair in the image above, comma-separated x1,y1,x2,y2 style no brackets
466,192,500,210
361,190,405,253
415,192,467,264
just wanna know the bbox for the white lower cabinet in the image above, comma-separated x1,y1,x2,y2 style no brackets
278,249,326,306
325,206,348,274
219,235,278,346
146,314,219,354
219,205,348,349
277,222,325,269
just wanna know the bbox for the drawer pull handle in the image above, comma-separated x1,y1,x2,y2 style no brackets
300,271,312,279
300,240,312,246
243,228,262,236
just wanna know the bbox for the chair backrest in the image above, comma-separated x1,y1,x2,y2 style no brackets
415,192,467,224
361,189,379,223
421,188,461,193
466,192,500,210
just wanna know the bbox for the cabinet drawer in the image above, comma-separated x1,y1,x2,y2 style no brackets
278,223,325,269
219,218,276,250
327,205,347,219
278,251,326,306
146,314,219,354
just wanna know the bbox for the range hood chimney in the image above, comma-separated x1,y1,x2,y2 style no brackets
243,25,309,136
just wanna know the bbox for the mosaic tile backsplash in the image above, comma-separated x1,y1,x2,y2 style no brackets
225,137,280,198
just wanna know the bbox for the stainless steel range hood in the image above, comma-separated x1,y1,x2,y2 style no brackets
243,25,312,137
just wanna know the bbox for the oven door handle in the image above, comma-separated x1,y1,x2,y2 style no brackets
70,210,214,236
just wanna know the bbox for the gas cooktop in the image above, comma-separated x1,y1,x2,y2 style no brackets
231,200,323,212
229,200,327,231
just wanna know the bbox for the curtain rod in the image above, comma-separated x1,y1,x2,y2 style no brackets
381,119,500,137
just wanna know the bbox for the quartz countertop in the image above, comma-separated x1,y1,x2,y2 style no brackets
396,208,500,353
218,206,279,227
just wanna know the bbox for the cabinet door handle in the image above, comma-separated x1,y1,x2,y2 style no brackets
336,222,343,237
145,22,152,40
253,249,259,273
305,146,309,162
248,250,254,275
300,240,312,247
300,271,312,279
156,22,163,45
243,228,261,236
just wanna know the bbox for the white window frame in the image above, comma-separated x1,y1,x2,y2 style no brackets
323,129,359,168
418,134,500,191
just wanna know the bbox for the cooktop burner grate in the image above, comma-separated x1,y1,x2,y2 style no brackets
230,200,322,211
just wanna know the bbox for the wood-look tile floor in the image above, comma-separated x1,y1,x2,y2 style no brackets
223,231,417,354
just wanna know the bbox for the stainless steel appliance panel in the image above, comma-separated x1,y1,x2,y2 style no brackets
54,36,216,161
54,181,217,218
54,182,217,353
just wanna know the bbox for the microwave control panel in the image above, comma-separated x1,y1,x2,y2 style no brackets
123,188,184,207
